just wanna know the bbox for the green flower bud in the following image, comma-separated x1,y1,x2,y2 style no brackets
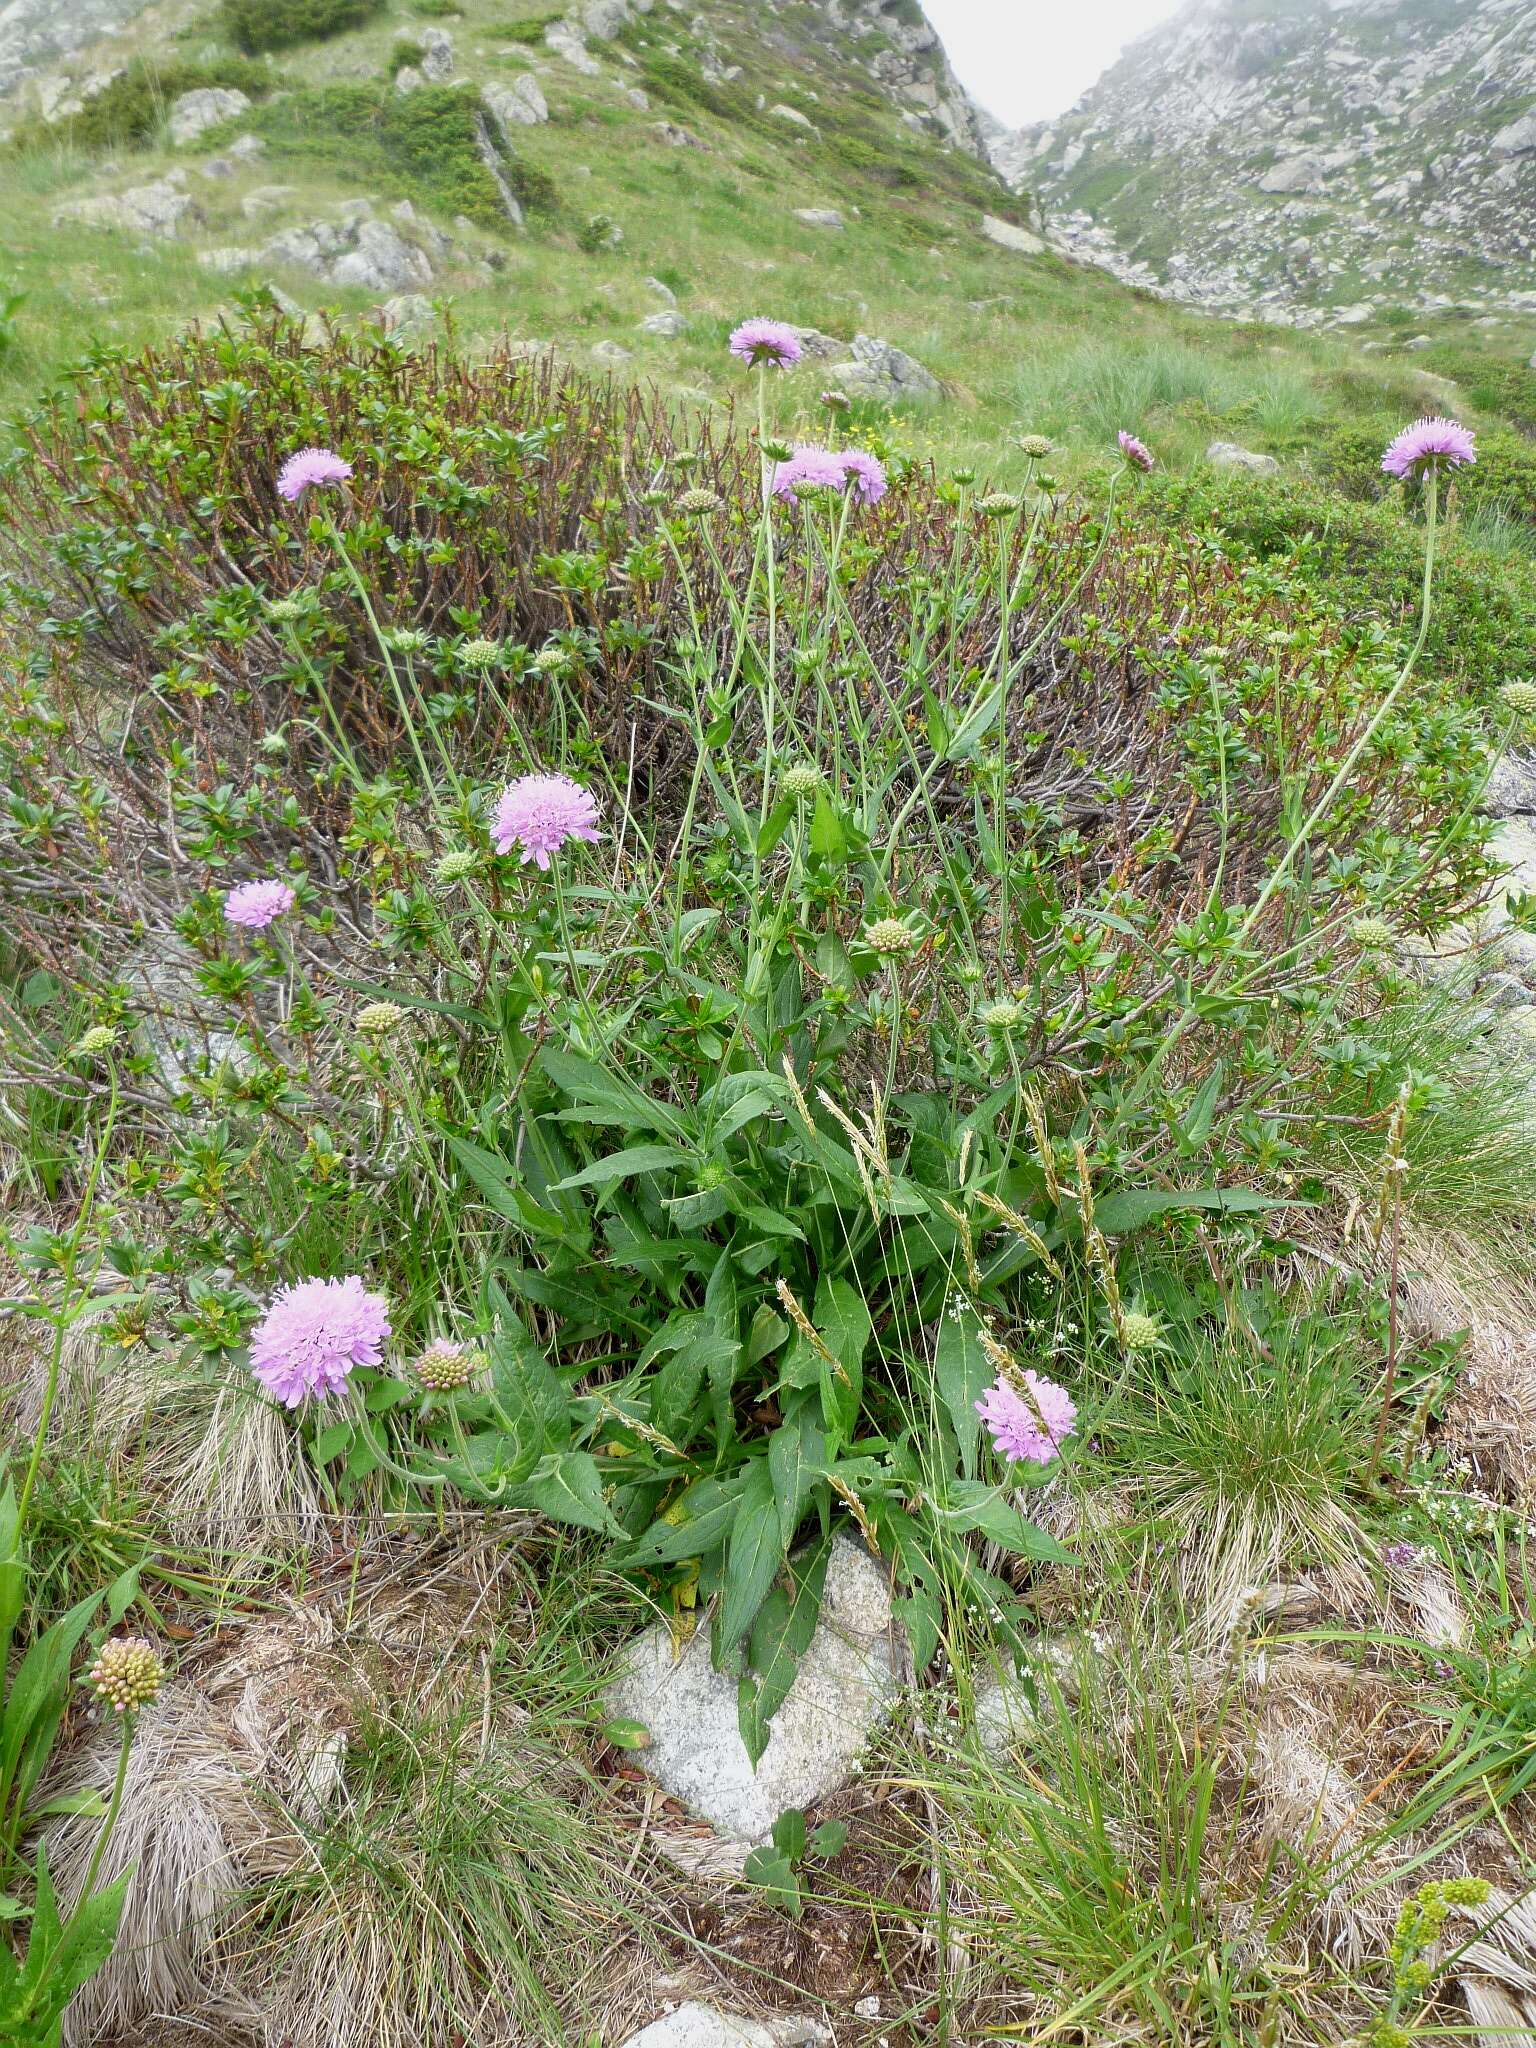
863,917,918,958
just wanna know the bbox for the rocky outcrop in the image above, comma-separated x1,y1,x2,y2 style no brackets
0,0,153,96
817,0,984,156
56,172,200,238
993,0,1536,325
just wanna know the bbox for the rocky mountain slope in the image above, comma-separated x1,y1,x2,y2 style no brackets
0,0,1050,415
1001,0,1536,329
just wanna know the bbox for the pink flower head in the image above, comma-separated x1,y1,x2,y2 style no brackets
1117,430,1155,473
224,879,297,930
771,444,847,505
491,772,601,870
728,319,803,370
1381,415,1476,482
838,448,887,507
276,447,353,502
250,1275,391,1408
976,1371,1076,1467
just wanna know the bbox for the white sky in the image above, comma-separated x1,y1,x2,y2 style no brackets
921,0,1183,128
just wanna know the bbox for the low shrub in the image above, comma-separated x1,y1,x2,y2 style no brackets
247,83,553,228
220,0,385,55
1143,468,1536,698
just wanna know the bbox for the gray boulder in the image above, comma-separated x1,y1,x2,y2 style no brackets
824,333,939,406
228,133,266,161
643,275,676,304
545,22,601,74
262,212,435,292
56,175,198,238
652,121,705,148
606,1535,901,1843
785,325,846,361
617,2010,831,2048
168,86,250,146
794,207,844,229
1493,109,1536,156
981,212,1044,255
591,338,634,363
481,75,548,134
1206,440,1280,475
583,0,631,36
380,292,435,336
771,102,814,129
1486,755,1536,817
418,26,453,80
332,219,434,290
637,309,686,336
1257,153,1329,195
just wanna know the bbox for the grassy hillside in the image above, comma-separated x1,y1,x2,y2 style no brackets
1,0,1533,494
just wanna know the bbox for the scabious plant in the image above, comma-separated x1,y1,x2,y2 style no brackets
250,1275,391,1407
1381,416,1476,482
728,318,803,370
771,445,848,505
976,1373,1076,1467
87,1637,164,1716
223,879,296,929
1117,429,1155,473
839,448,887,506
275,446,354,501
490,773,601,869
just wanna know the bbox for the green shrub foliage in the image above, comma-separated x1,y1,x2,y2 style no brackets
1145,469,1536,699
221,0,385,54
248,84,555,226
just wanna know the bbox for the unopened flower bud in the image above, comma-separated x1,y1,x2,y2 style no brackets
88,1636,163,1715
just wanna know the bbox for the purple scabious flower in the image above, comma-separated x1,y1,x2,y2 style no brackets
1117,430,1155,473
728,319,803,370
224,879,297,930
491,772,602,870
976,1371,1077,1467
838,448,888,507
1381,415,1476,482
250,1275,391,1408
771,444,848,505
276,447,354,502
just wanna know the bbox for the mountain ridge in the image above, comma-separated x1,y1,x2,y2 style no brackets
996,0,1536,329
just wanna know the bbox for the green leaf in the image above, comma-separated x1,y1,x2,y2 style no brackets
935,1306,989,1478
550,1143,692,1192
767,1407,827,1551
1180,1062,1223,1148
807,1819,848,1860
941,1481,1073,1563
1090,1186,1298,1235
738,1541,829,1765
741,1847,801,1917
807,790,848,863
444,1134,526,1224
756,795,797,858
718,1458,785,1651
486,1320,570,1472
622,1475,745,1567
514,1452,619,1535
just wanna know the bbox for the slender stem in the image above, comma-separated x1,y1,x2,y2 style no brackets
78,1716,133,1906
